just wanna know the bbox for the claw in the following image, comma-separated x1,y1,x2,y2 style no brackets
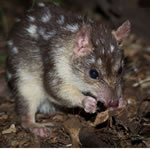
29,127,50,137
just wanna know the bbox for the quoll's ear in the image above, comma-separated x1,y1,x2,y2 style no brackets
74,25,93,57
112,20,131,43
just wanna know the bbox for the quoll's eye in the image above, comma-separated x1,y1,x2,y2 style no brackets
118,66,123,75
89,69,99,79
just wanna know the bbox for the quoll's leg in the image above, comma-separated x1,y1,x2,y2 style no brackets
16,69,54,137
17,95,54,137
21,114,54,137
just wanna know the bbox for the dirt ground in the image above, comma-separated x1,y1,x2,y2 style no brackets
0,0,150,148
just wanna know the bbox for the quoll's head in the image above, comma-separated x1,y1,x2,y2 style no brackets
71,20,131,110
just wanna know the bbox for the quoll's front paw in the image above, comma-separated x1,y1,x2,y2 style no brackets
82,96,97,113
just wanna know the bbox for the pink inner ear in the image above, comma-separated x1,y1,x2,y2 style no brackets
112,20,131,42
74,25,93,56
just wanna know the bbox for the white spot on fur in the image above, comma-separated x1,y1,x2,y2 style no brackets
28,16,35,22
39,27,45,36
96,39,100,46
41,10,51,23
39,27,56,40
7,40,13,47
97,58,102,65
12,47,18,54
26,24,38,38
7,71,12,80
100,38,105,45
56,15,64,25
110,44,115,53
38,2,45,7
102,48,105,54
63,24,79,32
43,31,56,40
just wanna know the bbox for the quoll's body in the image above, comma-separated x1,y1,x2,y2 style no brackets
6,2,130,136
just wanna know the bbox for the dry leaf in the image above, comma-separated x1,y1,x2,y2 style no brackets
94,110,109,126
143,138,150,147
63,117,81,147
2,124,16,134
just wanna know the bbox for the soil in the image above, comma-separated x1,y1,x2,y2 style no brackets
0,0,150,148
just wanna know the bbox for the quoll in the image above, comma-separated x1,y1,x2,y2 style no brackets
6,2,130,136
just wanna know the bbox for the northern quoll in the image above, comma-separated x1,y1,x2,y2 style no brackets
6,2,130,136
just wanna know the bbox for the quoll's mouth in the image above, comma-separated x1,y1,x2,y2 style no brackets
108,100,119,107
97,97,126,111
82,91,126,112
96,100,120,112
97,99,120,111
105,100,119,110
105,98,127,111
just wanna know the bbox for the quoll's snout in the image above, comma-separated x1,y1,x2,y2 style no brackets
96,83,125,110
107,99,119,107
105,88,120,108
104,97,126,110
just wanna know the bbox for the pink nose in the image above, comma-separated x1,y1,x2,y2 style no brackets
107,100,119,107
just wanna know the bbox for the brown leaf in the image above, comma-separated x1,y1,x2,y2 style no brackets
63,117,82,147
2,124,17,134
93,110,109,126
143,138,150,147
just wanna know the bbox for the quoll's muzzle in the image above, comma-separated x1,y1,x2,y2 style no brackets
106,99,119,107
104,97,126,110
96,84,126,110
